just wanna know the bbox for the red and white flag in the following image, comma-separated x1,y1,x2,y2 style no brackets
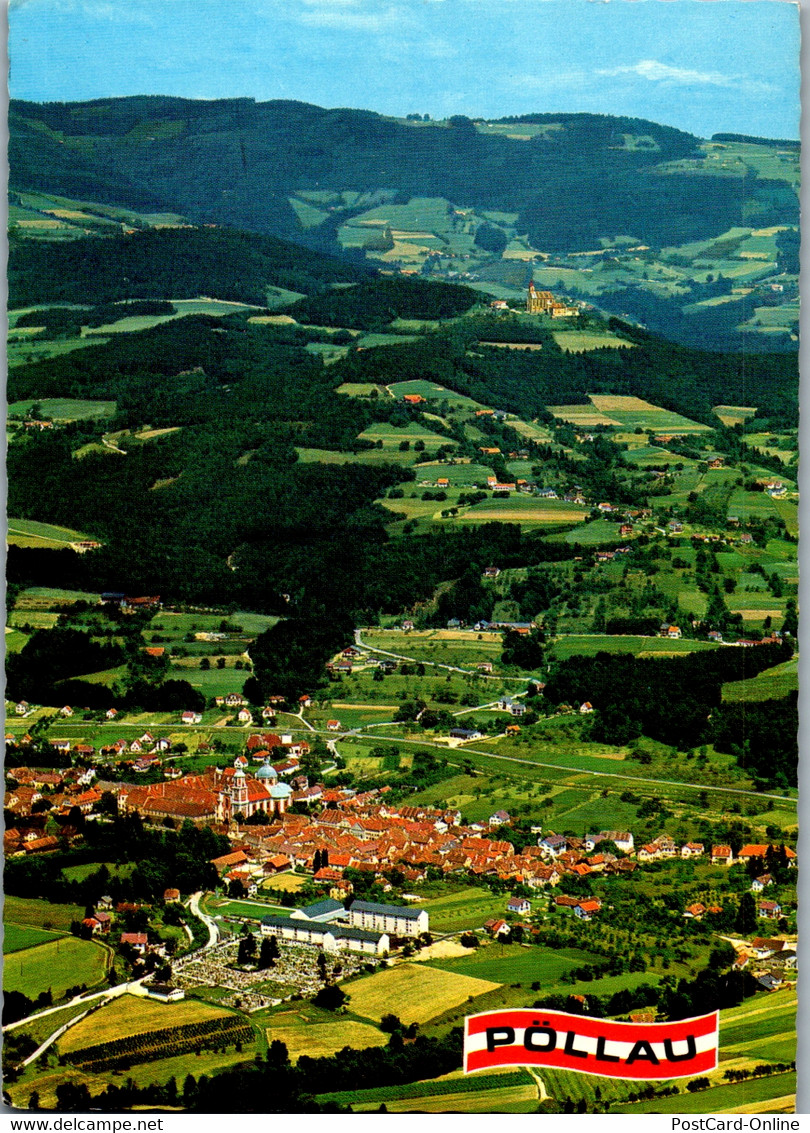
464,1008,719,1080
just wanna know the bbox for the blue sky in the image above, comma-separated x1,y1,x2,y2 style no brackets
8,0,801,139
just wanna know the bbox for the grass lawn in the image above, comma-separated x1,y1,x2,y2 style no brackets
204,896,286,920
7,517,94,548
419,887,514,933
549,635,719,659
425,942,600,986
346,963,499,1026
3,923,66,954
171,663,250,697
722,659,798,702
8,398,116,421
3,937,109,1000
61,861,134,883
58,993,234,1054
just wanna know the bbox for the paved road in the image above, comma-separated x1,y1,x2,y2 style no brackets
354,629,531,682
278,724,796,806
189,891,219,948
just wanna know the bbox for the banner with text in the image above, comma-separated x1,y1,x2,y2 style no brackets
464,1008,719,1080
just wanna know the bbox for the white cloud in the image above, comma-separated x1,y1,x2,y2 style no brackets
597,59,772,92
296,1,406,32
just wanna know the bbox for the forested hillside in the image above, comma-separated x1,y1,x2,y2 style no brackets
9,98,797,252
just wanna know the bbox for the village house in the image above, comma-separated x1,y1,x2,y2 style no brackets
506,896,530,916
711,845,734,867
757,900,782,920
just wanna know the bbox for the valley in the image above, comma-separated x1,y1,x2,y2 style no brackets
4,101,799,1117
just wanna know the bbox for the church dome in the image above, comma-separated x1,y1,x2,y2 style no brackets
270,781,292,800
256,757,278,783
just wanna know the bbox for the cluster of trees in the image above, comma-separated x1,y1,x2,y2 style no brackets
287,277,481,329
8,226,367,309
14,300,174,336
543,640,794,764
4,814,228,905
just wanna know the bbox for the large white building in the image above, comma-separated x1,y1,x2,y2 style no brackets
260,914,388,956
347,900,428,938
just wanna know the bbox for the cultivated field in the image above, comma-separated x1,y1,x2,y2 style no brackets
552,330,634,352
346,963,499,1026
58,994,233,1054
455,496,587,526
4,896,87,933
265,1019,387,1061
328,1069,540,1113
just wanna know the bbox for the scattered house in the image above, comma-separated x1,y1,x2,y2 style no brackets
749,938,784,961
327,720,342,732
483,567,501,580
681,842,705,859
758,900,782,919
449,726,484,742
120,932,148,953
106,708,119,721
60,706,74,718
505,724,521,736
757,974,782,992
711,845,734,867
163,888,181,902
486,918,512,938
489,810,510,828
707,631,724,643
298,695,314,709
497,697,526,717
477,662,494,674
237,708,253,724
666,625,682,639
751,874,773,893
579,701,594,714
402,394,425,405
574,898,602,921
506,896,530,915
181,711,202,725
684,902,706,920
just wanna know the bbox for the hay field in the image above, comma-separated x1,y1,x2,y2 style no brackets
265,1020,387,1061
552,331,634,352
346,962,499,1025
59,994,231,1054
547,404,621,427
456,497,587,525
